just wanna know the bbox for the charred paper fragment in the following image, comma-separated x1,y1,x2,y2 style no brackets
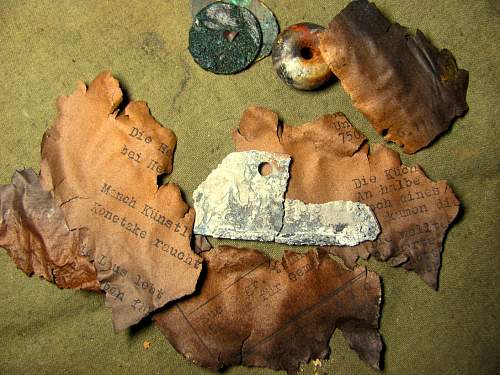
0,169,99,291
318,0,469,153
189,2,262,74
154,246,382,373
233,106,460,288
275,199,379,246
39,72,202,330
191,0,279,60
193,150,290,241
193,150,379,246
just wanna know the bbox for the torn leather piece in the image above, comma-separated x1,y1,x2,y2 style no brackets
193,150,379,246
318,0,469,154
154,246,382,373
233,107,460,288
0,169,99,291
39,72,202,330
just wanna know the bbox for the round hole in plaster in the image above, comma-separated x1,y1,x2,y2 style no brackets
258,162,272,177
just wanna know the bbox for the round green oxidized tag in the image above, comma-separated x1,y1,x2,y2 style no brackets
191,0,279,61
189,2,262,74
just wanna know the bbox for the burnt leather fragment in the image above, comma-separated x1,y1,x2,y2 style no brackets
0,169,99,291
319,0,469,153
155,246,382,373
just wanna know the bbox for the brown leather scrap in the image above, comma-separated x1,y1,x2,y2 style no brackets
319,0,469,153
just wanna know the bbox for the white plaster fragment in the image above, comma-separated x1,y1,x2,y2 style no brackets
275,199,380,246
193,151,290,241
193,151,380,246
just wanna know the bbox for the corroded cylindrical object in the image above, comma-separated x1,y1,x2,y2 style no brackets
272,23,333,90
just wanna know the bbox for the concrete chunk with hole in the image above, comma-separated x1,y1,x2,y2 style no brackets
193,151,290,241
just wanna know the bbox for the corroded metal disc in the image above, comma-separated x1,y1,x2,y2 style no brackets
191,0,279,60
189,2,262,74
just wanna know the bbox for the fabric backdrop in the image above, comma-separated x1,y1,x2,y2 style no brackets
0,1,498,374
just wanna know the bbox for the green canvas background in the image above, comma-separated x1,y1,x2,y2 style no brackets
0,1,498,374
